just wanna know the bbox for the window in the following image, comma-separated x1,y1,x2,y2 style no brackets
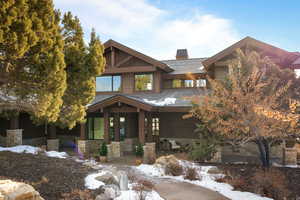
172,79,182,88
196,79,206,87
294,69,300,78
152,118,160,136
87,117,104,139
96,75,121,92
135,73,153,91
184,80,194,87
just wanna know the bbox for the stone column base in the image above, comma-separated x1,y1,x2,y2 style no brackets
143,143,156,164
47,139,59,151
6,129,23,147
111,142,121,158
77,140,88,155
283,148,297,165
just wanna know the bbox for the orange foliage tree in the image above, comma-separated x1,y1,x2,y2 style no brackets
191,49,300,167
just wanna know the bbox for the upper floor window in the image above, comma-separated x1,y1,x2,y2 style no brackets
135,73,153,91
196,79,206,87
96,75,121,92
172,79,182,88
184,80,194,87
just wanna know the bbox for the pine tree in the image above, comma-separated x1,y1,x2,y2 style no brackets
191,49,300,167
58,12,105,128
0,0,66,123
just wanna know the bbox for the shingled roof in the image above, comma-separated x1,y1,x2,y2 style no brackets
161,58,207,75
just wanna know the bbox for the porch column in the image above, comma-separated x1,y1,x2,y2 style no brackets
7,114,22,147
114,113,120,141
47,124,59,151
147,113,153,143
104,111,110,143
80,122,86,140
138,110,145,144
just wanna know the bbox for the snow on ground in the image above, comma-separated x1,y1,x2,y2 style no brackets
45,151,68,159
136,160,272,200
0,145,68,159
115,184,164,200
84,171,106,190
144,98,176,106
0,145,40,154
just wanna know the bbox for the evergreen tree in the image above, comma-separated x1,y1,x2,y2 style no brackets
191,49,300,167
58,12,105,128
0,0,66,123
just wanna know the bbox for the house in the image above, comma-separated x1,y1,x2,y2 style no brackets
1,36,299,158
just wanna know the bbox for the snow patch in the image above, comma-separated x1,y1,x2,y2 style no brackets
0,145,40,154
84,171,106,190
45,151,68,159
115,184,164,200
135,161,272,200
144,98,176,106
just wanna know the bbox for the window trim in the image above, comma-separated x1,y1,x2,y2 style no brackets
134,73,154,92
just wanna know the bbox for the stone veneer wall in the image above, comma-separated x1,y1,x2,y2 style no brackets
77,140,102,155
6,129,23,147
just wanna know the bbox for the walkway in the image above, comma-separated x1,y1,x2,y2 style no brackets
155,181,229,200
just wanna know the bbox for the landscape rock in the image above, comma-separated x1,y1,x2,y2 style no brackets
155,155,179,167
96,172,118,186
117,171,129,191
96,185,120,200
0,180,44,200
207,166,222,174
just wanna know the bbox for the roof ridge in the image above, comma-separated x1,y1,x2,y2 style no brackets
161,57,207,62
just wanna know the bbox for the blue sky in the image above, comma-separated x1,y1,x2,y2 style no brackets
53,0,300,60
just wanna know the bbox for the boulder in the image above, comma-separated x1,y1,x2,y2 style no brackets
207,166,222,174
0,180,44,200
155,155,179,167
96,172,118,186
96,185,120,200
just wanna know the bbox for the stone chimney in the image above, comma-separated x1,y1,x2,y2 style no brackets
176,49,188,60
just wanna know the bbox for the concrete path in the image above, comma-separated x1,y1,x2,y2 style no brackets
155,181,229,200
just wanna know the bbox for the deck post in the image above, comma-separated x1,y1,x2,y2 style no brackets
147,113,153,143
104,111,110,143
138,110,145,145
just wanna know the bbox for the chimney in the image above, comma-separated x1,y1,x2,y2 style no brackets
176,49,188,60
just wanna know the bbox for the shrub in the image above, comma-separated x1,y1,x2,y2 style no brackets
165,163,183,176
251,168,291,200
184,167,200,181
132,179,154,200
99,142,108,156
135,143,144,157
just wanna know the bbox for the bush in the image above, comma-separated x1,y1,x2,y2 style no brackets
132,179,154,200
251,168,291,200
99,142,108,156
135,143,144,157
165,163,183,176
184,167,200,181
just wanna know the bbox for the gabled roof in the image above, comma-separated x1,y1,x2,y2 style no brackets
161,58,206,75
202,36,291,69
104,39,173,73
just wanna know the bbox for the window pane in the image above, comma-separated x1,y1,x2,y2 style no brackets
113,76,121,91
184,80,194,87
94,118,104,139
172,79,181,88
135,74,153,91
196,79,206,87
96,76,112,91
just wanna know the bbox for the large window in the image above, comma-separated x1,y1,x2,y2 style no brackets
184,80,194,87
172,79,182,88
196,79,206,87
87,117,104,139
295,69,300,78
135,73,153,91
96,75,121,92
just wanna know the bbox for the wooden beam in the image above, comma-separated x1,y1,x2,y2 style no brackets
114,113,120,141
111,47,115,67
49,124,57,139
103,66,156,74
115,56,133,67
214,61,230,67
108,106,137,113
104,111,110,143
138,110,145,144
80,123,86,140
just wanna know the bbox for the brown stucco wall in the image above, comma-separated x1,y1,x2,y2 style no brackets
159,112,198,139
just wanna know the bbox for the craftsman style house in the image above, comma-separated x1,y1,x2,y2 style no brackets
1,36,300,155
